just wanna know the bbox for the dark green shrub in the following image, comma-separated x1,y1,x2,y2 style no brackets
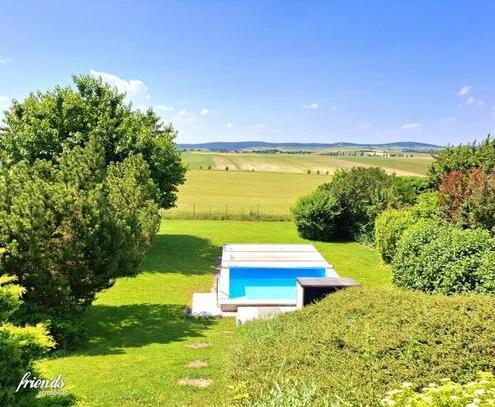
291,189,342,241
392,221,495,294
0,140,160,346
228,287,495,406
374,208,414,263
428,136,495,188
295,167,411,242
0,275,55,406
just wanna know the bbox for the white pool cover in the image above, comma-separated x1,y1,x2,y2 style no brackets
217,244,338,311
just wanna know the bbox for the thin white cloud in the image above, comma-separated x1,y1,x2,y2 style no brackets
176,110,197,124
0,57,14,64
329,105,338,111
303,102,319,109
356,122,371,129
440,117,456,123
155,104,174,112
466,96,484,106
458,85,471,96
226,123,233,129
89,69,150,106
401,122,422,130
200,108,210,116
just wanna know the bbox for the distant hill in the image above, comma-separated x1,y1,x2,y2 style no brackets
178,141,442,151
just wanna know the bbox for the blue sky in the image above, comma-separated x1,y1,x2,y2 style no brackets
0,1,494,145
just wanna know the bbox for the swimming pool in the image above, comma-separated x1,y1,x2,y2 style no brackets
229,267,326,300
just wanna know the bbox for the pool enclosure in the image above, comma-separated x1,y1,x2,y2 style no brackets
217,244,339,312
191,243,357,323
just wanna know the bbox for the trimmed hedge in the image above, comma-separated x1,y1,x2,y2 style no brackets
227,287,495,406
392,221,495,294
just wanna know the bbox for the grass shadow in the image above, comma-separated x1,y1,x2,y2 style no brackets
142,234,221,275
69,303,214,356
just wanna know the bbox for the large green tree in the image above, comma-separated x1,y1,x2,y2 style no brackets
0,76,184,346
0,75,185,208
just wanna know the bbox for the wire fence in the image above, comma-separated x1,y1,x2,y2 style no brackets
162,203,291,221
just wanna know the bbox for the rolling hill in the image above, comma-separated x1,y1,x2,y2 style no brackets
178,140,442,151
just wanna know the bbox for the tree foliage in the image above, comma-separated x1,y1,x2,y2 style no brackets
0,139,160,345
428,136,495,189
0,75,185,208
438,168,495,233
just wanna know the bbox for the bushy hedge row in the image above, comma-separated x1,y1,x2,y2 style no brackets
228,287,495,406
392,221,495,294
292,168,426,243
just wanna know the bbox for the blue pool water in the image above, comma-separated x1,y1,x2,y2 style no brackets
229,267,326,300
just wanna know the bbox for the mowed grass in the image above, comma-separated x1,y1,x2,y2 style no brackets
39,220,390,407
182,152,432,176
167,170,330,219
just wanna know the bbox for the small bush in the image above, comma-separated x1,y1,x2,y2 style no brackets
227,287,495,406
0,275,55,406
291,189,342,241
392,221,495,294
374,208,414,263
383,371,495,407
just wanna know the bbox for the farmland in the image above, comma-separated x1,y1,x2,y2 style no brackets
167,151,433,219
166,170,329,220
181,151,433,176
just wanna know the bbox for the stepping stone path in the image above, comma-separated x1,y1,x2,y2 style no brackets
187,359,208,368
178,378,212,388
185,342,210,349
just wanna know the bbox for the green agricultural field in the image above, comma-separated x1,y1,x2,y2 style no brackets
166,170,330,219
39,220,390,407
181,151,433,176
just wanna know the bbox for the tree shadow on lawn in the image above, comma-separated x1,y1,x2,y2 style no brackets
142,234,221,275
71,303,215,356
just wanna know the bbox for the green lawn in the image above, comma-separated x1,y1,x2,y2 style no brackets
166,170,329,219
39,220,390,406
